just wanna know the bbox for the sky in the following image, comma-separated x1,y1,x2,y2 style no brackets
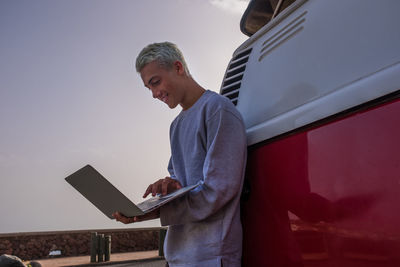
0,0,248,233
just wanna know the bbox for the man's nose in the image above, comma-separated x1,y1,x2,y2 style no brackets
152,89,161,99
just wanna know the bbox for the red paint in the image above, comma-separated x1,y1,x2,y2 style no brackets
242,98,400,266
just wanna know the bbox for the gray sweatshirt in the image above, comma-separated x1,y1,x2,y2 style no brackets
160,90,247,267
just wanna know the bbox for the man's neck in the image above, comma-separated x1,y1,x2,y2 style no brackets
180,80,206,110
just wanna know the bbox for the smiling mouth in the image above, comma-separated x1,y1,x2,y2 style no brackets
160,93,169,104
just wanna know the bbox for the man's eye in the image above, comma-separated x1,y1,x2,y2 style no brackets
151,80,160,86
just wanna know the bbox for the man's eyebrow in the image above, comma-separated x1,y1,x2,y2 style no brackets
146,76,157,86
143,76,154,88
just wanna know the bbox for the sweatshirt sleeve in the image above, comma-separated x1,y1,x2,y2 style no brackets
160,108,247,226
167,157,176,179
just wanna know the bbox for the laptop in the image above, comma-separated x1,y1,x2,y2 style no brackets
65,164,199,219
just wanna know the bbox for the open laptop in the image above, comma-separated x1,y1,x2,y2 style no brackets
65,165,199,219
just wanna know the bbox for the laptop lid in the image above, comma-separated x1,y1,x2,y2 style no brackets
65,165,145,219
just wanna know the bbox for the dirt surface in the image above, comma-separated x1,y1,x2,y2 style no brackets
98,259,166,267
35,250,165,267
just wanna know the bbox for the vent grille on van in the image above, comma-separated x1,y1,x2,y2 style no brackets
259,11,307,62
221,48,253,106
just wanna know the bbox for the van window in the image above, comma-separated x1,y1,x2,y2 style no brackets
240,0,296,36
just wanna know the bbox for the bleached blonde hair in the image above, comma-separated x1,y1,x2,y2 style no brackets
135,42,190,75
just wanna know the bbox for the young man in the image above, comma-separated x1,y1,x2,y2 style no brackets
113,42,247,267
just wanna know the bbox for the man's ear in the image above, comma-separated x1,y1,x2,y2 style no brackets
173,60,185,75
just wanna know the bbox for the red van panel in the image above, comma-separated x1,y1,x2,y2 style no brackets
242,97,400,266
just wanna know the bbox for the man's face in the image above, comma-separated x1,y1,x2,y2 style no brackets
140,60,183,109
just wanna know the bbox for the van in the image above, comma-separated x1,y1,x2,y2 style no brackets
220,0,400,266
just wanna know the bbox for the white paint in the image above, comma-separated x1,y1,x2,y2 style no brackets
226,0,400,145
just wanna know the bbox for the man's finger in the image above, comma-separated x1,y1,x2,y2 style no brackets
175,181,182,189
134,209,160,222
143,184,153,198
154,179,164,196
113,212,135,224
169,180,182,192
151,182,159,196
162,179,169,196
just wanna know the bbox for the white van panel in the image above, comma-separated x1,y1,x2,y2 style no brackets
246,62,400,145
223,0,400,145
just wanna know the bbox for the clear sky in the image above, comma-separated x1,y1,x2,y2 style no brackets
0,0,248,233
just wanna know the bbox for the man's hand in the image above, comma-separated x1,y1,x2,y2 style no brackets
143,177,182,197
112,209,160,224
